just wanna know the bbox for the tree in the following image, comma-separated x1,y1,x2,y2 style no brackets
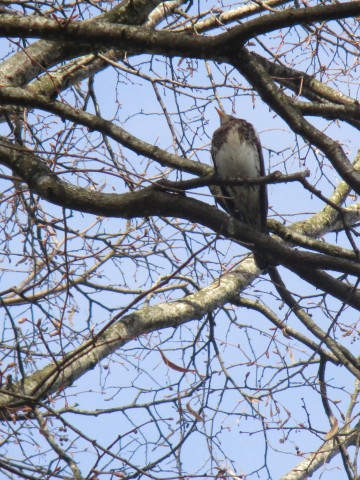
0,0,360,478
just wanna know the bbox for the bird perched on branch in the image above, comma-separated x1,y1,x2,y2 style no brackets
211,108,268,268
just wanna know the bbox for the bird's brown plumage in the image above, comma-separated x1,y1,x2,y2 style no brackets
211,109,268,267
211,109,267,232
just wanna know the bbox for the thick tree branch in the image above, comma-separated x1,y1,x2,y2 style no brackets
281,423,360,480
0,14,217,58
220,2,360,48
0,3,359,58
269,220,359,261
253,52,357,106
0,0,166,88
180,0,291,33
293,151,360,238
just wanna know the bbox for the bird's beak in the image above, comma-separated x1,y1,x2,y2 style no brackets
215,107,226,123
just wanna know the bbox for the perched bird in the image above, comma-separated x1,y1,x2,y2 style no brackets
211,108,268,267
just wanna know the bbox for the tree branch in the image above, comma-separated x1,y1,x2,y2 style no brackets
1,2,359,59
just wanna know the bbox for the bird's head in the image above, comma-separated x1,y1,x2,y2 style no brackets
215,107,235,125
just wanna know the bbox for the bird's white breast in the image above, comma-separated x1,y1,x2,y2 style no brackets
214,128,261,178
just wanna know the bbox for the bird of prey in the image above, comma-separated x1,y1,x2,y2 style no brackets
211,108,268,267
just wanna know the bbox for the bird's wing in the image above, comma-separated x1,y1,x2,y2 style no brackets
256,143,268,233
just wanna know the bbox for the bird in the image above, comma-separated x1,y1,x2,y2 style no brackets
211,108,268,268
